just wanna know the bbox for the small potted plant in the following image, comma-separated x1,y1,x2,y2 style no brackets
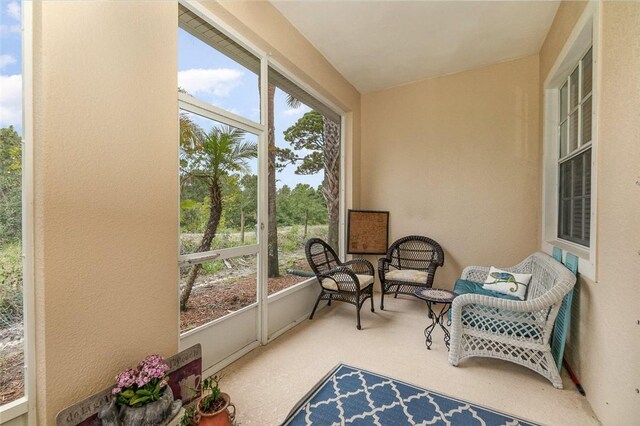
100,354,182,425
195,375,236,426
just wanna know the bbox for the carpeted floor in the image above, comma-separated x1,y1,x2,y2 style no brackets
219,295,599,425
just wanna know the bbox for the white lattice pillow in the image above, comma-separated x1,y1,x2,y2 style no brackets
482,267,532,300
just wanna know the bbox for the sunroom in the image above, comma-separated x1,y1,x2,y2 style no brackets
0,1,638,425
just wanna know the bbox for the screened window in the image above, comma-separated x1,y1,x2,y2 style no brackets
558,48,592,247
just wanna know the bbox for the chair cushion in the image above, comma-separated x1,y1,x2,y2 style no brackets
385,269,428,283
322,274,374,291
453,279,521,301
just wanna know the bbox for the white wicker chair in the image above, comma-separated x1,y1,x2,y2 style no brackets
448,252,576,388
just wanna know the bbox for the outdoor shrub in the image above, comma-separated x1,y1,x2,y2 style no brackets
0,244,23,328
281,225,300,252
201,261,224,275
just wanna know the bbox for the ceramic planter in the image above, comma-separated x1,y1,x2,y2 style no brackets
196,393,236,426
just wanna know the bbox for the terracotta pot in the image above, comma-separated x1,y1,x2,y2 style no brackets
196,393,236,426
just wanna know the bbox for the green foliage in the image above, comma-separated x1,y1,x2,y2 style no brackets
219,174,257,231
0,126,22,247
276,183,327,227
281,225,300,252
0,243,22,328
116,380,166,408
278,111,325,175
201,260,224,275
200,375,223,413
180,406,196,426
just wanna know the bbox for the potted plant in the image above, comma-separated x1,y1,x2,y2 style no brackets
100,354,182,425
194,375,236,426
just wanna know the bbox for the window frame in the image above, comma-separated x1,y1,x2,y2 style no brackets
541,2,598,280
556,48,593,247
176,0,347,347
0,1,35,423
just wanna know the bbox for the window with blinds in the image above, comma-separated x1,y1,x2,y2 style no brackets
558,47,592,247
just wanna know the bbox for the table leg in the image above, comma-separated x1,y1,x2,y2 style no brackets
423,302,437,349
424,302,452,350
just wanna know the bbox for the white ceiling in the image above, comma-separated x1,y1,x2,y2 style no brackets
272,1,560,93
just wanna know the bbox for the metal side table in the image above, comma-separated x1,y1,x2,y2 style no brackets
414,288,457,350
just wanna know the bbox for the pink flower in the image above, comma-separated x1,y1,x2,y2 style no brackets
112,387,121,395
136,373,150,387
115,369,138,389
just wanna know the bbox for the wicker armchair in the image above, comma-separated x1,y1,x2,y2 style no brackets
378,235,444,310
305,238,375,330
448,252,577,388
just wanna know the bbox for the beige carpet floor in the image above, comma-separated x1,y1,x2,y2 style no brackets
220,295,599,425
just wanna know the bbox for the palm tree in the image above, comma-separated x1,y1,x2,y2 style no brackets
179,116,257,310
285,96,341,252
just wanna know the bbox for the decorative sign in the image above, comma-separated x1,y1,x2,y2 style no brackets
347,210,389,254
56,344,202,426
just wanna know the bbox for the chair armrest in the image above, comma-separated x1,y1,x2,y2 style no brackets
377,258,390,280
342,258,374,276
450,293,559,342
452,293,554,313
318,266,364,293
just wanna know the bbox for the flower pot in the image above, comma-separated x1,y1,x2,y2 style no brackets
196,393,236,426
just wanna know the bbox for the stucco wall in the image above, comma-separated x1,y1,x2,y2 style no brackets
539,1,640,424
32,2,180,423
31,1,361,424
361,55,540,287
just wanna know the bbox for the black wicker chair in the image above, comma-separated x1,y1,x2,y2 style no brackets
305,238,375,330
378,235,445,310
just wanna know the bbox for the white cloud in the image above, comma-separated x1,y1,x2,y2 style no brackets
0,74,22,127
0,54,16,69
284,104,311,116
178,68,243,99
0,24,20,34
7,1,20,20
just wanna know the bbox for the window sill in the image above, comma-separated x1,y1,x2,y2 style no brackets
542,239,595,281
0,396,28,424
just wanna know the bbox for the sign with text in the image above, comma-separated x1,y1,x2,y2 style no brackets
56,344,202,426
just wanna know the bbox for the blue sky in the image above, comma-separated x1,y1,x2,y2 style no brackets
178,28,322,189
0,0,22,134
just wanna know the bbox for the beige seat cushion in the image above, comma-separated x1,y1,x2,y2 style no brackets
386,269,428,283
322,274,374,291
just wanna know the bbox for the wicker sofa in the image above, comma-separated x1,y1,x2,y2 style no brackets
448,252,576,388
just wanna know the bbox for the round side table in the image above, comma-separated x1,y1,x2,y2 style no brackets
414,288,457,350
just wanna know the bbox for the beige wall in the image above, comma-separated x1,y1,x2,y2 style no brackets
540,2,640,424
32,2,180,423
31,1,361,424
361,55,540,287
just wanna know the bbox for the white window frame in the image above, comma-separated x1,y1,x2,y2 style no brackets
557,48,592,247
177,0,347,347
0,1,35,424
541,1,598,280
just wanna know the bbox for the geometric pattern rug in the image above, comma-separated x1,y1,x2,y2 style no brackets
281,364,539,426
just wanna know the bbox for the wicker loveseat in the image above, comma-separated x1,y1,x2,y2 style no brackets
448,252,576,388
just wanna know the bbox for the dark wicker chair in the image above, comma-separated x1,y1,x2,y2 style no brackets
305,238,375,330
378,235,445,310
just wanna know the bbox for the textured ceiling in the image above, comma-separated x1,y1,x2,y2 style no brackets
272,1,560,93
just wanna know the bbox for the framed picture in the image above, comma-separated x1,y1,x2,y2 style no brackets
347,210,389,254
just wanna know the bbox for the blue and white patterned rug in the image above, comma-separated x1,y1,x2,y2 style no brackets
282,364,539,426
